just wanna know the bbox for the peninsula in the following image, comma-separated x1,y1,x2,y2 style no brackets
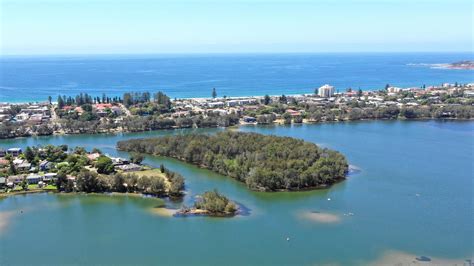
117,131,348,191
0,145,185,198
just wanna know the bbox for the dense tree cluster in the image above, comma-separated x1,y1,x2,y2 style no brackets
52,113,239,135
117,132,348,191
56,93,122,109
194,190,237,214
0,122,56,139
58,167,184,196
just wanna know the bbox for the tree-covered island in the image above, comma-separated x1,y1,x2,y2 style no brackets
176,190,238,217
0,145,185,198
117,131,348,191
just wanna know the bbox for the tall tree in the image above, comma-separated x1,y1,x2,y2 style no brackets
57,96,65,109
264,95,271,105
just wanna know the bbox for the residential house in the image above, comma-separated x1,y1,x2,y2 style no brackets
7,175,25,184
87,153,101,161
43,173,57,183
286,109,302,117
111,157,130,166
7,148,22,157
0,159,9,167
39,160,53,171
26,174,42,184
17,162,32,172
116,163,141,172
13,158,24,165
207,102,224,108
14,113,29,121
243,116,257,123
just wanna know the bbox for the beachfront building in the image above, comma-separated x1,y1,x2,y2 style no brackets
318,84,335,98
387,87,402,93
208,102,225,108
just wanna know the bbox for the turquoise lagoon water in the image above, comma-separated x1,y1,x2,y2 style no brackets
0,120,473,265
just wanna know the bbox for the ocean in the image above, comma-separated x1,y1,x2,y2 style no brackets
0,52,473,102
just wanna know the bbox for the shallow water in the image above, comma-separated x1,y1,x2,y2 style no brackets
0,120,473,265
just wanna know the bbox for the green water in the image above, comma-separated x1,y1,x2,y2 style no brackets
0,121,473,265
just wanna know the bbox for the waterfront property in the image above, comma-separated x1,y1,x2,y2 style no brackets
6,148,22,157
0,144,185,198
1,82,473,139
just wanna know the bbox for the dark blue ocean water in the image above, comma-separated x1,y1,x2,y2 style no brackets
0,53,473,102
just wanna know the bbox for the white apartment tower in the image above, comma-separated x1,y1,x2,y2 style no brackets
318,84,335,97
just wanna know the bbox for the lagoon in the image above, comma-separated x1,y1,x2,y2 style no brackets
0,120,473,265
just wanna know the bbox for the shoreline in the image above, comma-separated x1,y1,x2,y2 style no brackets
174,208,237,217
0,189,170,200
1,117,473,141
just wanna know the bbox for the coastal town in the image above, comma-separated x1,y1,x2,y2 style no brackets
0,82,473,139
0,144,238,217
0,145,184,197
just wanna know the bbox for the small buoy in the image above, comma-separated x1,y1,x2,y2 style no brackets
286,237,290,241
327,198,331,201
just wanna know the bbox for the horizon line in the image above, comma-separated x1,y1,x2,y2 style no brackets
1,50,473,58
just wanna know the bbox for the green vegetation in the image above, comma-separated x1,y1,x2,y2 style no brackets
0,144,185,198
95,156,115,174
194,190,237,214
117,131,348,191
130,152,144,164
55,163,184,197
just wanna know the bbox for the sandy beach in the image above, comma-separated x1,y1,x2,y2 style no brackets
148,207,178,217
368,250,471,266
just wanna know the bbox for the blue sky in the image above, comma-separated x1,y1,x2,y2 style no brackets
1,0,472,55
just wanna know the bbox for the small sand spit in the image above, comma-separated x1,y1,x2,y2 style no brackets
148,207,177,217
368,250,471,266
300,211,341,223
